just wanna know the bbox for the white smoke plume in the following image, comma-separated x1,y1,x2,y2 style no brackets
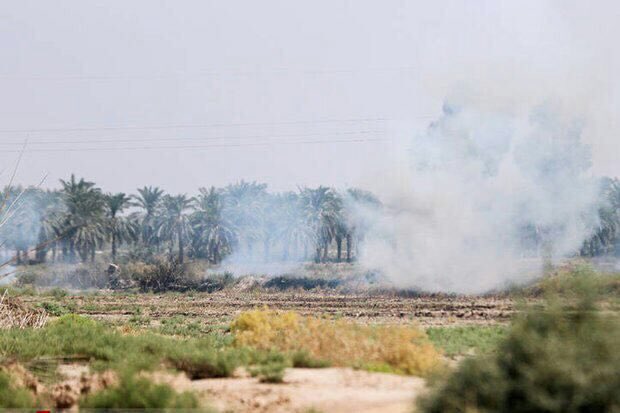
359,98,601,293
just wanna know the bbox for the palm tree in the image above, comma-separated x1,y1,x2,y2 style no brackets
581,178,620,256
57,175,106,263
191,187,236,264
277,192,311,261
132,186,164,247
105,192,136,262
222,181,268,260
34,189,65,263
342,188,381,262
300,186,342,262
158,194,193,263
0,186,41,264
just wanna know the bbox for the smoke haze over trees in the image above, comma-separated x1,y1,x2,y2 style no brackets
0,168,618,291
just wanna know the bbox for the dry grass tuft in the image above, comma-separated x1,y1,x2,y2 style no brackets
231,309,442,377
0,290,48,329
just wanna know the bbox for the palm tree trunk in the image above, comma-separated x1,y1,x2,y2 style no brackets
178,225,184,264
111,232,117,262
336,236,342,262
346,233,352,263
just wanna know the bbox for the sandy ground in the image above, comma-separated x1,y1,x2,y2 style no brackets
187,368,426,413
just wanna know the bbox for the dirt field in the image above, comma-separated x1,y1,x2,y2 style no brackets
21,290,517,327
191,367,426,413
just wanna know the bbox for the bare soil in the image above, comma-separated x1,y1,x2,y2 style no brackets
23,291,517,327
190,367,426,413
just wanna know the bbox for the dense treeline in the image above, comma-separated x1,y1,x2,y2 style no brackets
0,175,619,267
0,175,380,265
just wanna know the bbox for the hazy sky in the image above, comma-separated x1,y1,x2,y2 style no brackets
0,0,618,194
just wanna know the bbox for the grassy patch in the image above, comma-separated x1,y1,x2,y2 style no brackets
426,325,507,357
0,314,241,378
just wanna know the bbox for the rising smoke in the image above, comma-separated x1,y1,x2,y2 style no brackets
358,98,601,293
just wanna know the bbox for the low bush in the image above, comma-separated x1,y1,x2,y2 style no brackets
80,373,200,409
263,275,340,291
199,271,236,292
127,258,203,292
290,350,331,368
169,348,239,379
36,301,69,316
509,261,620,298
418,289,620,412
426,325,507,357
231,309,442,377
250,352,288,383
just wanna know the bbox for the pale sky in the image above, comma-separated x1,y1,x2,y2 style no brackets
0,0,618,194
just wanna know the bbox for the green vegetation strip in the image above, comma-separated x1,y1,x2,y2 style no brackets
426,325,507,357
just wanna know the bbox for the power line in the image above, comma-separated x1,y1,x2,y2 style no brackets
0,66,418,81
0,130,380,146
0,117,390,134
1,137,388,153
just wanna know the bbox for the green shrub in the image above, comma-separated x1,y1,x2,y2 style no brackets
426,325,507,357
0,371,35,408
512,262,620,298
169,349,239,379
418,290,620,413
46,287,69,299
80,374,199,409
249,352,289,383
36,301,69,316
290,350,331,368
199,271,236,292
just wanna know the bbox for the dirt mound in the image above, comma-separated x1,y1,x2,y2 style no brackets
0,290,48,329
49,365,117,409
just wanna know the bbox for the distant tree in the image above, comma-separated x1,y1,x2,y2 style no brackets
158,194,193,263
222,181,268,260
276,192,310,261
34,189,65,263
0,186,41,264
105,192,137,262
300,186,342,262
191,187,236,264
132,186,164,248
57,175,106,263
581,177,620,256
342,188,381,262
